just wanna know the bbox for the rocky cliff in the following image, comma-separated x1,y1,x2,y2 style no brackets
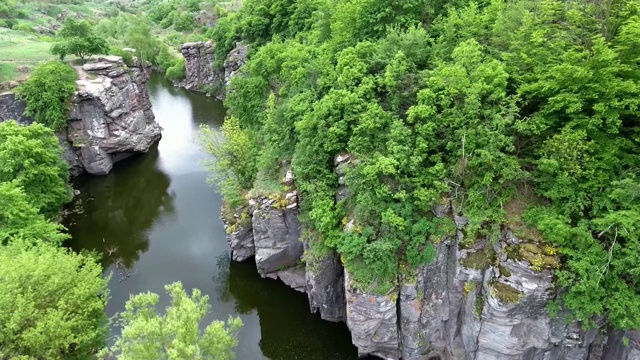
0,56,161,176
221,156,640,360
178,41,247,98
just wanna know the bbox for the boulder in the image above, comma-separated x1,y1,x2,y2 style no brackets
277,265,306,292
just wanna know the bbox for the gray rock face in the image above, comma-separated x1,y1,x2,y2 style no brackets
305,248,346,322
0,57,160,176
67,57,161,175
277,265,307,292
252,195,303,277
344,270,400,360
223,42,248,86
0,92,32,125
222,207,255,262
399,271,424,360
179,41,224,97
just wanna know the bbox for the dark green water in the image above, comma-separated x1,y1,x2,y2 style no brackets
65,74,360,360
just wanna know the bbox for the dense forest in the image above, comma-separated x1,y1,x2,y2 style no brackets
206,0,640,332
1,0,640,358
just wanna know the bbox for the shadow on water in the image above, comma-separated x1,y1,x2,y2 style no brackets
213,254,361,360
65,73,363,360
64,147,176,269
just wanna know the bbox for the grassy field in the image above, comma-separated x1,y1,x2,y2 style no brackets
0,28,56,62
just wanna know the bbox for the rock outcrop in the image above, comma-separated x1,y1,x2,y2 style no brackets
251,194,303,277
0,92,31,125
223,42,248,86
179,41,223,95
345,270,400,360
305,247,347,322
0,56,161,176
221,164,637,360
178,41,248,98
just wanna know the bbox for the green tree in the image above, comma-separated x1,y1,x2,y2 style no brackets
0,241,109,360
198,117,258,209
15,61,77,130
125,21,162,65
0,121,71,217
0,182,68,245
50,18,109,62
103,282,242,360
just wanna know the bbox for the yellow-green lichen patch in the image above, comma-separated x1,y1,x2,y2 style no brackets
463,281,477,295
491,282,523,304
499,266,512,278
461,248,495,270
517,243,560,271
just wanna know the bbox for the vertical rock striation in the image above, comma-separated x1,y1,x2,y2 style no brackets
67,57,161,175
178,41,248,99
220,167,638,360
0,56,161,176
179,41,222,94
252,193,303,277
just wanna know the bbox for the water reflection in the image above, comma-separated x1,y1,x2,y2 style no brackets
66,74,361,360
65,147,175,268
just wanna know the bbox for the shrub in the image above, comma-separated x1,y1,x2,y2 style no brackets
16,61,77,130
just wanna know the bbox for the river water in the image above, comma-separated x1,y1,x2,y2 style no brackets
65,74,360,359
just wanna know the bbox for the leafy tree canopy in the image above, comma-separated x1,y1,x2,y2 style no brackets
50,17,109,62
0,241,109,360
102,282,242,360
15,61,77,131
0,181,68,246
202,0,640,329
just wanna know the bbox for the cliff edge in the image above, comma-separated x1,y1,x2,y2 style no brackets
0,56,162,176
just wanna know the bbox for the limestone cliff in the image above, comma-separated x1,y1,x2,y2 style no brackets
221,158,639,360
0,56,161,176
178,41,247,98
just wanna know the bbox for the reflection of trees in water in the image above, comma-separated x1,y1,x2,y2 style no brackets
64,147,176,269
224,259,358,360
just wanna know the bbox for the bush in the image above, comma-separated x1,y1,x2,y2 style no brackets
110,46,135,66
165,57,185,81
15,61,77,131
11,22,33,33
0,241,109,359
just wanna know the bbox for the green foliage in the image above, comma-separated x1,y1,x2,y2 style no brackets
198,117,258,209
124,21,162,65
209,0,640,330
15,61,76,130
102,282,242,360
165,57,186,81
50,17,108,61
0,121,71,217
110,46,135,66
157,45,186,81
0,240,109,360
0,182,68,245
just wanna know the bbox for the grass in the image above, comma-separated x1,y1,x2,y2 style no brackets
0,63,19,83
0,28,56,62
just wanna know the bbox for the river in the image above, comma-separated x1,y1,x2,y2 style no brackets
65,74,361,360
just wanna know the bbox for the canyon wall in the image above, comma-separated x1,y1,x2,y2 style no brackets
221,158,640,360
0,56,161,176
178,41,247,98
